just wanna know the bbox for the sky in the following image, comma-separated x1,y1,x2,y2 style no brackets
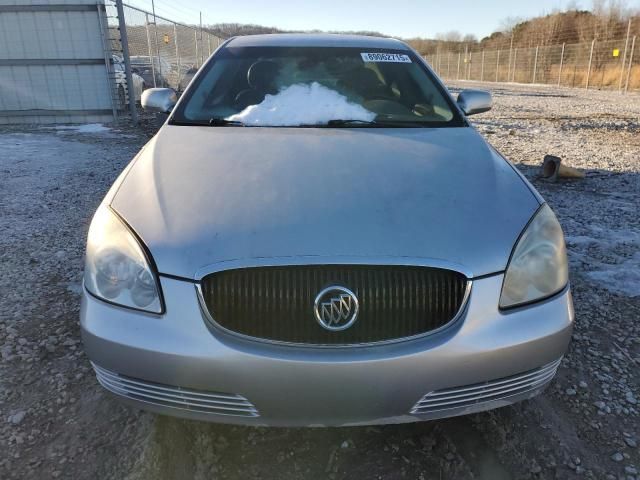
126,0,640,39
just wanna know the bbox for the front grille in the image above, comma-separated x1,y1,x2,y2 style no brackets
410,358,562,415
92,363,259,417
200,265,468,345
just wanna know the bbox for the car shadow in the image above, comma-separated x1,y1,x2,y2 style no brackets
141,408,520,479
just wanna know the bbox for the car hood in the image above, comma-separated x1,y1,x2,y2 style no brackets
111,125,539,279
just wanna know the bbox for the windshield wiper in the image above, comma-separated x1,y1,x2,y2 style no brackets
326,119,376,127
325,119,426,128
208,117,244,127
168,117,244,127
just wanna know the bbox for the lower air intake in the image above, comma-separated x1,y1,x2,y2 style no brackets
411,358,562,414
92,363,259,417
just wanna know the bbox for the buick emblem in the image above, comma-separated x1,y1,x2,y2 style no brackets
313,286,359,331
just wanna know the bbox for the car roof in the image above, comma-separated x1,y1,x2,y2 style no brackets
226,33,410,50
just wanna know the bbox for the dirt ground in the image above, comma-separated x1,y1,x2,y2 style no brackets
0,82,638,480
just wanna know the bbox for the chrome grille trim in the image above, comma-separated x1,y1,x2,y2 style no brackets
92,363,259,417
411,358,562,414
197,264,470,347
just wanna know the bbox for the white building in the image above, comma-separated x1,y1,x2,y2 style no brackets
0,0,116,124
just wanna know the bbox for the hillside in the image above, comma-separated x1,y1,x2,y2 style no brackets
202,6,639,57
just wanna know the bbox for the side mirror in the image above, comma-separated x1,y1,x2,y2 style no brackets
141,88,177,113
457,89,492,115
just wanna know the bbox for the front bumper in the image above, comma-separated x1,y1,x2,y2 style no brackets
81,274,574,426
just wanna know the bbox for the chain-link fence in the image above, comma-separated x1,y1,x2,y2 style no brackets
425,36,638,92
101,2,638,123
103,0,223,122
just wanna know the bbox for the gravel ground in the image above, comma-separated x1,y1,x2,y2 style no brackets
0,83,638,479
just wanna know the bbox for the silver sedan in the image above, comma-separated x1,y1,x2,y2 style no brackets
81,34,573,426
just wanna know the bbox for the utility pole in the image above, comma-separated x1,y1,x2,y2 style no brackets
174,23,181,89
114,0,137,124
447,52,450,78
619,18,632,92
507,34,514,82
145,13,157,87
624,36,636,94
151,0,161,85
464,45,468,80
194,29,198,67
532,45,539,83
586,39,595,89
199,11,203,66
558,43,565,87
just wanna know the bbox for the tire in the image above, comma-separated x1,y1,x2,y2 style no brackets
117,85,126,109
138,83,146,104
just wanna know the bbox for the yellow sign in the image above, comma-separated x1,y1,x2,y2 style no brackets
613,48,620,57
163,34,170,44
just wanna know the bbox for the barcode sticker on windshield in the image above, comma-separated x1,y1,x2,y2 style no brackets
360,52,411,63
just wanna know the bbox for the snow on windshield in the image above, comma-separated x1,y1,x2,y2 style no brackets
226,82,375,126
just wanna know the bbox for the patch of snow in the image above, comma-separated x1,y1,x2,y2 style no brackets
54,123,111,134
565,235,599,246
566,227,640,298
586,252,640,298
227,82,375,126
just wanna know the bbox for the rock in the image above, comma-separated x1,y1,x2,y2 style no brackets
611,452,624,462
566,388,577,396
66,283,83,295
1,345,13,360
625,466,638,475
420,436,436,451
625,392,637,405
8,411,26,425
579,381,588,388
624,437,637,448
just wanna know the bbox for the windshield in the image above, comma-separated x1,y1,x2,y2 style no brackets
171,46,463,127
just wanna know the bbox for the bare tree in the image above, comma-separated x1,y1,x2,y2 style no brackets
499,16,524,34
435,31,462,42
462,33,478,44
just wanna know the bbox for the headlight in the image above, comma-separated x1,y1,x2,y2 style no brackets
500,204,568,309
84,205,163,313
